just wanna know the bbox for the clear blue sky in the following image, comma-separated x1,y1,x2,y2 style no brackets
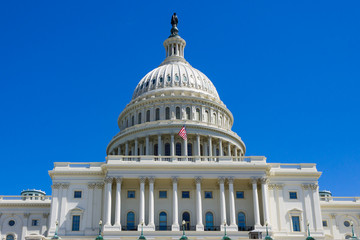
1,1,359,196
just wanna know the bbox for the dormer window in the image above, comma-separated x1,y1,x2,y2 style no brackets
145,81,149,87
152,79,156,85
160,76,164,83
175,75,179,81
183,75,187,81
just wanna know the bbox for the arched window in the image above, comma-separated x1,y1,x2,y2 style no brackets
200,144,204,156
138,113,142,124
146,110,150,122
126,120,129,128
176,107,181,119
176,143,182,156
127,211,135,230
155,108,160,120
205,212,214,231
238,212,246,230
154,144,158,156
131,116,134,126
159,212,167,230
165,143,170,156
186,107,191,120
196,108,200,121
6,235,14,240
165,107,170,120
205,110,209,122
182,212,190,230
212,113,217,124
188,143,193,156
219,116,222,126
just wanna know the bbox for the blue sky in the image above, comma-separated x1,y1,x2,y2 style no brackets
0,1,359,196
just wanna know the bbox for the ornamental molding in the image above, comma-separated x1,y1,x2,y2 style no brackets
172,177,178,183
139,177,146,183
260,178,269,184
251,177,259,184
309,184,318,190
52,183,61,189
301,184,310,190
195,177,202,184
95,182,104,189
227,177,234,184
61,183,70,189
88,183,96,189
43,213,50,218
148,176,155,183
104,177,113,184
23,213,30,218
115,177,122,184
218,177,225,184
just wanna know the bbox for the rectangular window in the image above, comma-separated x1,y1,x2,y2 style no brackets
292,216,301,232
289,192,298,199
182,191,190,199
323,220,328,227
159,191,167,198
128,190,135,198
74,191,82,198
236,191,244,199
204,191,213,199
31,219,39,226
72,215,80,231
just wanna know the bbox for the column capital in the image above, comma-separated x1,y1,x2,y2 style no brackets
24,213,30,218
88,183,96,189
218,177,225,184
43,213,50,218
195,177,202,184
61,183,70,189
140,177,147,183
148,176,155,183
251,177,259,184
301,184,309,190
260,178,269,184
172,177,178,183
275,184,284,190
227,177,234,184
268,184,276,190
115,177,122,183
104,177,113,184
52,183,61,189
309,184,318,190
95,182,104,189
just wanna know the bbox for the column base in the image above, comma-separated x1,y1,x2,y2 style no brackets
138,224,155,231
221,224,238,232
171,224,180,231
196,224,204,231
253,224,264,230
103,224,121,231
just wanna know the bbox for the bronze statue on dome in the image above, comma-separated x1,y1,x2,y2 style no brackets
170,13,179,37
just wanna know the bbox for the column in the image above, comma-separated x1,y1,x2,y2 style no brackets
234,147,238,160
125,142,129,155
139,177,146,227
145,136,149,155
85,183,96,233
310,184,323,231
219,139,223,156
49,183,61,235
104,177,113,227
184,137,188,157
23,213,30,237
148,177,155,228
219,177,227,225
117,145,121,155
195,177,204,231
252,178,261,228
172,177,179,231
59,183,70,233
157,135,162,156
196,135,201,160
208,137,212,156
261,178,270,226
170,134,175,157
302,184,312,231
228,178,236,227
134,139,138,156
227,143,231,157
114,178,122,228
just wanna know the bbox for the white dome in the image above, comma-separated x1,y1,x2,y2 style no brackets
132,61,220,101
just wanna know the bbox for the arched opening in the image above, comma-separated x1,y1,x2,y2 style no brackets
131,116,134,126
187,143,193,156
186,107,191,120
176,143,182,156
155,108,160,120
146,110,150,122
200,144,204,156
205,212,214,231
238,212,246,231
196,108,200,121
165,107,170,120
176,107,181,119
159,212,167,230
6,235,14,240
205,110,209,122
182,212,190,230
165,143,170,156
154,144,158,156
127,211,136,230
138,113,142,124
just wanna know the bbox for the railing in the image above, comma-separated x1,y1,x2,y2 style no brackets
121,225,137,231
238,226,254,231
0,195,51,201
155,225,172,231
269,163,317,170
204,226,220,231
53,162,104,168
320,196,360,202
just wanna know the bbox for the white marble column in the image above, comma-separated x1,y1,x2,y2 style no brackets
261,178,270,226
114,177,122,228
208,137,212,157
172,177,179,231
148,177,155,228
145,136,149,155
252,178,261,228
196,134,201,156
59,183,70,234
195,177,204,231
104,177,113,227
228,178,237,228
134,139,138,156
219,139,223,156
125,142,129,155
227,143,231,157
219,177,227,227
184,137,188,157
85,183,96,233
310,184,323,231
138,177,146,229
48,183,61,235
234,148,238,161
171,134,175,157
158,135,162,156
117,145,121,155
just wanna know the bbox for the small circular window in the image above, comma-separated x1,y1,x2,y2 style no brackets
8,220,15,226
344,221,351,227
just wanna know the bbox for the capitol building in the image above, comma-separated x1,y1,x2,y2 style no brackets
0,14,359,240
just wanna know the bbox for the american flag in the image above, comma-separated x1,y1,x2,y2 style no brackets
178,126,187,140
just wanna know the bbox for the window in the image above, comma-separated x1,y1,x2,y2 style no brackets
159,191,167,198
154,144,158,156
176,143,182,156
176,107,181,119
165,107,170,120
205,212,214,231
146,110,150,122
289,192,298,199
346,235,352,239
212,113,217,124
322,220,328,227
159,212,167,230
74,191,82,198
183,75,187,82
155,108,160,120
165,143,170,156
32,219,39,226
167,75,171,82
175,75,179,81
188,143,193,156
186,107,191,120
182,212,190,230
238,212,246,230
8,220,15,226
291,216,300,232
182,191,190,199
344,221,351,227
196,108,200,121
131,116,134,126
128,190,135,198
205,110,209,122
138,113,142,124
72,215,80,231
236,191,244,199
204,191,213,199
127,212,135,230
160,76,164,83
6,235,14,240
